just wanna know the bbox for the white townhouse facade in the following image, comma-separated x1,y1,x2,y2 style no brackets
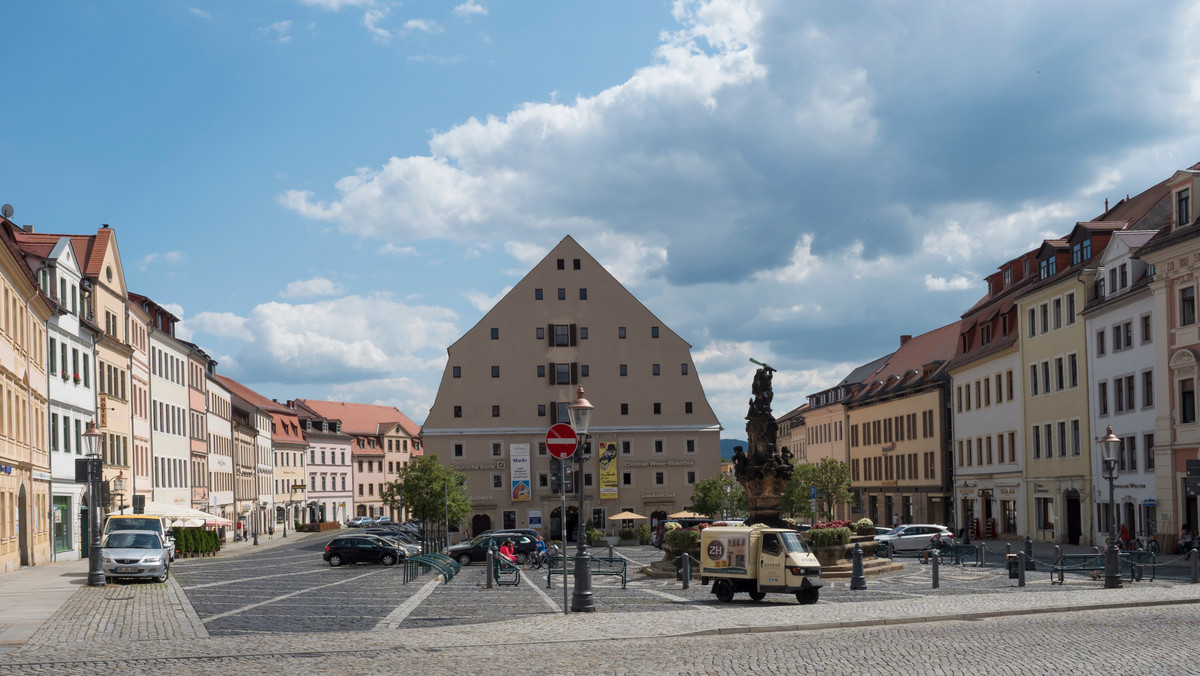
206,368,234,526
127,301,152,510
148,325,192,507
1083,230,1161,543
39,238,100,560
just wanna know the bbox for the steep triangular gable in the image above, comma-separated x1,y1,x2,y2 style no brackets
90,227,128,297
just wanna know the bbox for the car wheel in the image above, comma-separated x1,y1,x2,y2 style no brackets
749,591,766,602
458,554,472,566
328,554,344,567
516,553,529,565
797,588,819,605
155,568,169,584
381,553,396,566
713,579,735,603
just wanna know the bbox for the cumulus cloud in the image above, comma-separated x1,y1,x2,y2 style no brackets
138,251,184,271
363,7,391,42
280,276,345,298
924,274,975,292
258,20,293,43
189,311,254,342
453,1,487,18
466,287,510,312
401,19,442,35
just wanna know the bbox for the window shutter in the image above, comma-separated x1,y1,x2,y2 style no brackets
570,324,577,346
571,362,578,384
550,403,558,424
548,324,554,346
548,362,555,385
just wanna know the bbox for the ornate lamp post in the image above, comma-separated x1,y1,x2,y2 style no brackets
1098,425,1123,589
82,420,105,586
568,386,595,612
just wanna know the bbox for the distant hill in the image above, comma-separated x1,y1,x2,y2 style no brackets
720,438,747,461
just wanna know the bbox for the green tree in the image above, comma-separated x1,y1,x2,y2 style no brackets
781,458,854,521
380,454,471,537
689,474,748,519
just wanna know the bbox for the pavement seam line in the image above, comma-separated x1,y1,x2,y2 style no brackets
522,570,564,612
375,579,441,630
201,570,379,623
179,568,317,590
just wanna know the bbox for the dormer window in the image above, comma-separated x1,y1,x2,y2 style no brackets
1039,257,1056,279
1071,239,1092,265
1178,187,1191,227
1003,268,1012,286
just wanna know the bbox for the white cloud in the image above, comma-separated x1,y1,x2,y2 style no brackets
453,1,487,18
259,20,293,43
466,286,510,312
138,251,184,271
363,8,391,42
280,276,346,298
297,0,374,9
189,8,213,20
924,274,975,292
380,243,418,256
189,311,254,342
402,19,443,35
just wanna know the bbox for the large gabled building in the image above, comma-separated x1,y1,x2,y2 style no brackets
423,236,722,541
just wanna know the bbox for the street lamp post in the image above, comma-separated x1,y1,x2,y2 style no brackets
568,386,595,612
1098,425,1123,590
82,420,105,586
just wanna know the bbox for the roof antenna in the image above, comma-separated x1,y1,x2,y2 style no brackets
1105,198,1108,212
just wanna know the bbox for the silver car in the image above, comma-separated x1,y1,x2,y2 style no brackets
101,530,170,583
874,524,954,551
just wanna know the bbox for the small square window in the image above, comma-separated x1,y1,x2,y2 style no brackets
620,364,627,376
491,366,499,378
686,439,695,453
492,405,500,417
681,363,688,375
654,440,664,453
536,327,545,340
538,404,546,416
557,288,566,300
687,471,696,484
651,326,659,338
580,327,588,339
557,258,565,270
453,443,464,457
579,288,587,300
490,328,499,339
653,402,661,415
492,474,503,489
452,366,461,378
535,288,543,300
538,474,548,487
621,403,629,415
622,472,632,486
581,365,589,377
621,440,632,454
492,442,502,456
618,327,626,339
652,364,660,376
538,442,547,455
685,402,693,414
537,365,546,378
584,473,593,487
453,406,462,418
655,471,665,485
573,259,580,270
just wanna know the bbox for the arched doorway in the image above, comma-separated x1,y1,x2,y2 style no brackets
471,513,491,538
18,484,29,567
356,504,367,517
549,507,579,542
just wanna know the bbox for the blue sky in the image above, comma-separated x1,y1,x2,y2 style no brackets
2,0,1198,437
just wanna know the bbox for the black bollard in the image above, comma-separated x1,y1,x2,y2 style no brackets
1024,535,1036,571
1192,549,1199,584
1018,551,1026,587
486,549,495,589
682,553,691,590
850,543,866,590
931,549,940,589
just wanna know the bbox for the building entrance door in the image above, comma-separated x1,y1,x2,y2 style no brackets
1066,491,1082,545
471,513,491,538
18,484,29,567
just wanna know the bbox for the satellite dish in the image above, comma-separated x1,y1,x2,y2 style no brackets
0,204,12,219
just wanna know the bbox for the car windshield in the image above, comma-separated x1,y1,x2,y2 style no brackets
779,531,811,554
106,518,161,533
105,533,160,549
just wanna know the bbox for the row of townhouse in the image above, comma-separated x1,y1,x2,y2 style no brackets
0,211,421,574
785,162,1200,552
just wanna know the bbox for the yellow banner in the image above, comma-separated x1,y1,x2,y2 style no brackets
598,441,618,499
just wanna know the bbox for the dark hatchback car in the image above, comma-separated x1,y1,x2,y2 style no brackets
323,535,406,567
445,534,537,565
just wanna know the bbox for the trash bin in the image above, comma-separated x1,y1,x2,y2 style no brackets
1006,554,1018,579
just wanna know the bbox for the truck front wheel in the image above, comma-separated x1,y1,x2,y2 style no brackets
749,591,766,602
796,588,819,605
713,579,735,603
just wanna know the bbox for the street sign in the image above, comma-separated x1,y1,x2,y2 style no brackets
546,423,578,459
810,485,817,500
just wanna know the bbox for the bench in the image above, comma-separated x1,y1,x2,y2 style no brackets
491,555,522,586
1049,552,1153,584
934,543,978,565
406,554,458,583
546,555,628,589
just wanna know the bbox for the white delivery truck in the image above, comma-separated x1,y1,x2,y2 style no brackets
699,526,822,604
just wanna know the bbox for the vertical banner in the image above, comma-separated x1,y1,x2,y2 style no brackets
510,443,531,501
598,441,618,500
529,509,542,529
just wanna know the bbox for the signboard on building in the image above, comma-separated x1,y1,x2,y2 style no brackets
510,443,530,501
529,509,542,528
598,441,618,500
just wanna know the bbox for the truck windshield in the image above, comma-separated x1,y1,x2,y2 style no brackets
779,531,811,553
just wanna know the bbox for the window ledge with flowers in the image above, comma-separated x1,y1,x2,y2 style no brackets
73,373,81,384
61,370,69,381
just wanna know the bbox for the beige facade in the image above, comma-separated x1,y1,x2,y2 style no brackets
0,221,54,573
87,228,133,513
423,236,721,540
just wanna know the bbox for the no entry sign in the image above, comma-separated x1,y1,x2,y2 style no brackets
546,423,578,459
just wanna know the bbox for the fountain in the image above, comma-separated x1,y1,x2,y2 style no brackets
732,360,793,527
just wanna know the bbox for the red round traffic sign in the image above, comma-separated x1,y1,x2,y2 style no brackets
546,423,578,459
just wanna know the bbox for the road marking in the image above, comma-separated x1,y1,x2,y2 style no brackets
522,570,563,612
374,579,441,629
181,569,316,590
643,588,713,609
202,571,379,623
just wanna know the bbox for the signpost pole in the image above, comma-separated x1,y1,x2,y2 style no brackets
546,423,578,615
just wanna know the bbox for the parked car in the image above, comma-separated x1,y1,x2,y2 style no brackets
101,530,170,583
444,534,537,565
323,535,405,567
104,514,176,562
376,516,392,525
346,516,372,528
481,528,541,540
874,524,954,551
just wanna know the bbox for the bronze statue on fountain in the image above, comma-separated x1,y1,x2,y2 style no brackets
731,359,793,527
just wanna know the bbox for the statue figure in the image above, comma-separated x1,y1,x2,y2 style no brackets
738,358,792,527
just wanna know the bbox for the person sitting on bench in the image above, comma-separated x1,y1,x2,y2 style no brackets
922,532,944,563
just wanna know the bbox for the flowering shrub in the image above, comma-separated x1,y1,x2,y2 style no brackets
853,518,875,532
813,519,854,530
664,527,701,557
663,521,682,531
807,527,852,547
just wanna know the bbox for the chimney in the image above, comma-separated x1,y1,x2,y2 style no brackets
22,225,33,233
1105,198,1109,212
900,335,912,347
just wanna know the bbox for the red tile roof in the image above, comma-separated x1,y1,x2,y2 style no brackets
295,399,420,437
